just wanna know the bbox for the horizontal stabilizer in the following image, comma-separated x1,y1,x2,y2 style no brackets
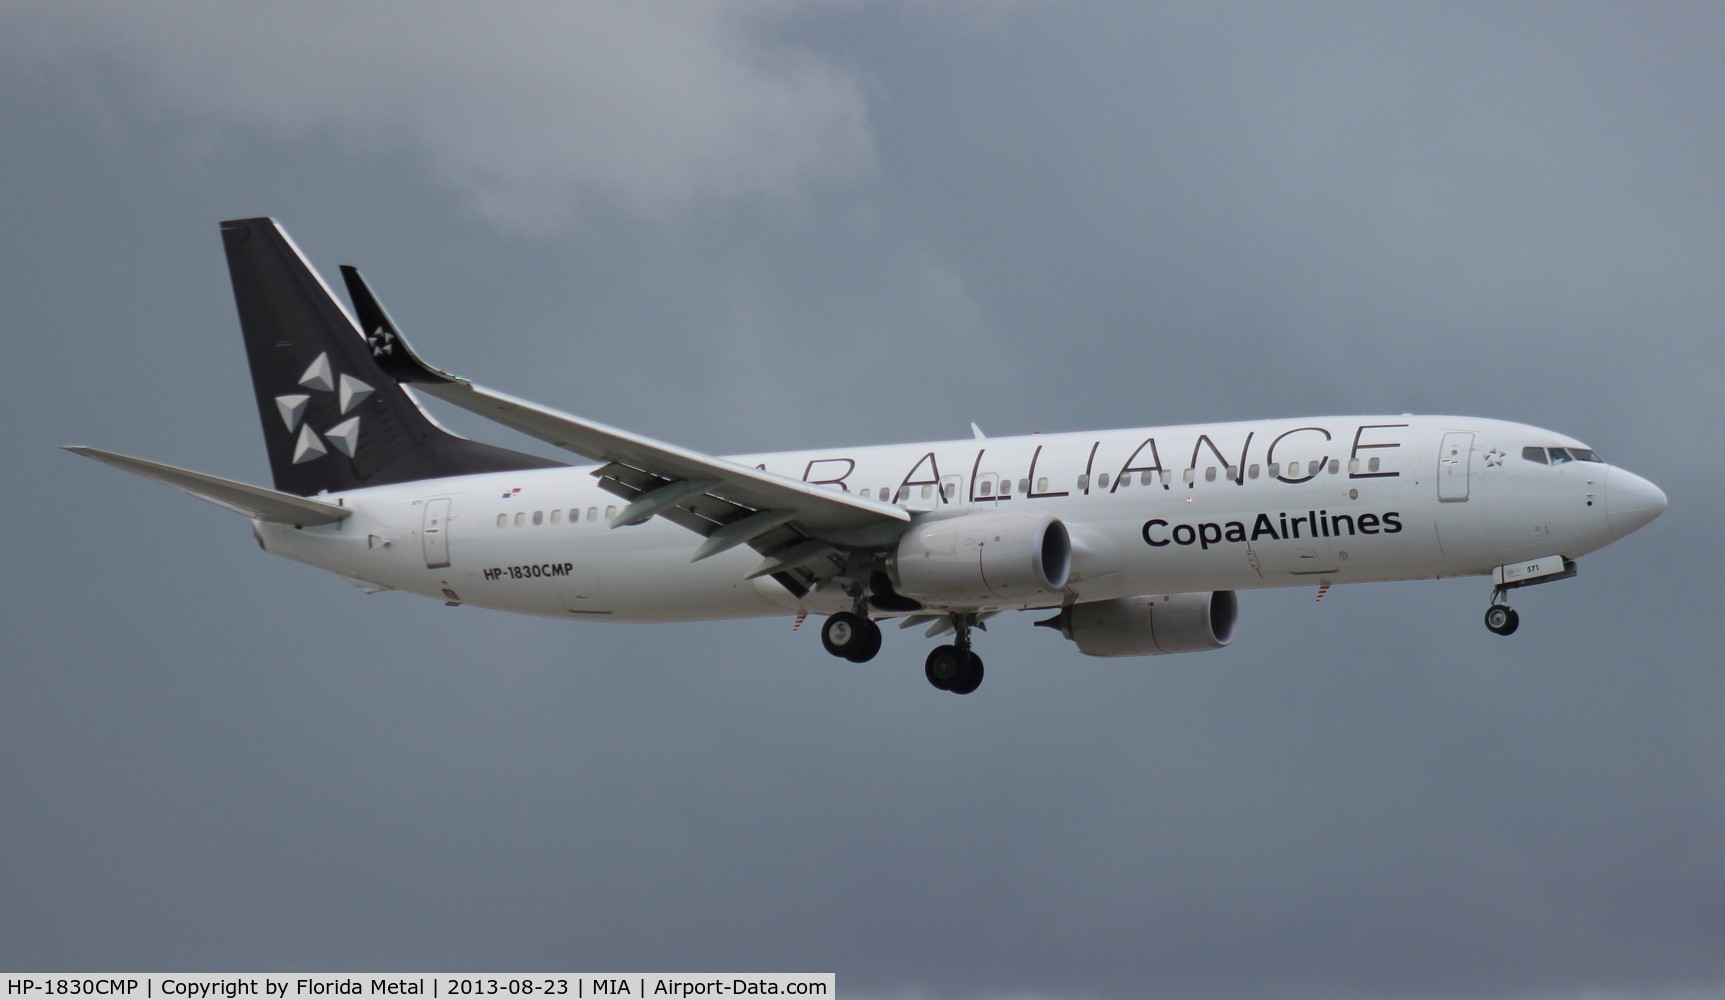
65,447,352,526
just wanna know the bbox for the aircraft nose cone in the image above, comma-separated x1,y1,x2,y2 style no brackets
1606,467,1667,538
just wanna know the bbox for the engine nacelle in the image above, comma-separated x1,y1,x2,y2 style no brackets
1038,591,1238,658
890,512,1071,605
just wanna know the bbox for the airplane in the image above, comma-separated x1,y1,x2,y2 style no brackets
68,218,1669,695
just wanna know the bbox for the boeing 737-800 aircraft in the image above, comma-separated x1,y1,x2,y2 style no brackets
69,219,1668,694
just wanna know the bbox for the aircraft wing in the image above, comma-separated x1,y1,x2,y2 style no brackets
411,380,907,534
343,266,908,593
66,447,352,526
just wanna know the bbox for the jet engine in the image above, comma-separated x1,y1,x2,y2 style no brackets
1036,591,1238,657
890,512,1071,605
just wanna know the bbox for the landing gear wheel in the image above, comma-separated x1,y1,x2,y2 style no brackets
822,612,870,659
1484,604,1520,636
949,651,985,696
925,645,964,691
844,619,883,663
925,646,984,694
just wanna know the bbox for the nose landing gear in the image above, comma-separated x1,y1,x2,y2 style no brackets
1481,557,1579,636
1484,602,1520,636
1483,581,1521,636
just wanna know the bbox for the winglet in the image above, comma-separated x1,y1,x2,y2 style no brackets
339,265,465,386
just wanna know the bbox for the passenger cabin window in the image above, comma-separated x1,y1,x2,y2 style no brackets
514,512,525,527
569,508,579,522
1248,464,1260,480
497,513,507,528
922,485,933,500
1205,467,1217,483
550,509,561,524
1368,457,1381,473
979,479,994,496
587,507,598,522
1522,446,1548,465
532,511,543,526
860,488,872,500
1328,459,1339,475
1098,474,1110,489
1037,477,1050,493
605,506,617,519
1077,474,1090,491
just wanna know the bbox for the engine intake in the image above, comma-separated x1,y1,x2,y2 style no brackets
891,512,1071,605
1037,591,1238,657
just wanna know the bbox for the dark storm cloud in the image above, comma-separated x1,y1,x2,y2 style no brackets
3,4,1722,999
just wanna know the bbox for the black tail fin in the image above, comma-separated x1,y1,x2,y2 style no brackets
221,218,563,496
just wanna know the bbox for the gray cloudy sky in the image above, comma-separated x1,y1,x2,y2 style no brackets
3,3,1723,998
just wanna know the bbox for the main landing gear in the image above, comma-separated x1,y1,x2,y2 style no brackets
821,610,883,663
924,642,984,696
923,613,985,695
818,609,986,695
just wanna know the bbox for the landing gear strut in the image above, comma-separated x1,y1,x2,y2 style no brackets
821,610,882,663
1484,586,1519,637
924,615,985,695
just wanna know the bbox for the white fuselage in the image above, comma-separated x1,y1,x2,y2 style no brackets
255,415,1650,622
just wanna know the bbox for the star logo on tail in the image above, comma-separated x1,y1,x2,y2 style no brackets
274,352,373,464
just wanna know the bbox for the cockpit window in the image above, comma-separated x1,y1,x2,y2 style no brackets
1526,445,1604,465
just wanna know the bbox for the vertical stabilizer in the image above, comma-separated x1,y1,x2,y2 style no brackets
220,218,562,495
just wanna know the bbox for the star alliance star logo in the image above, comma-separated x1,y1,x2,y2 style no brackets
1484,448,1506,467
368,326,396,358
274,352,373,464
